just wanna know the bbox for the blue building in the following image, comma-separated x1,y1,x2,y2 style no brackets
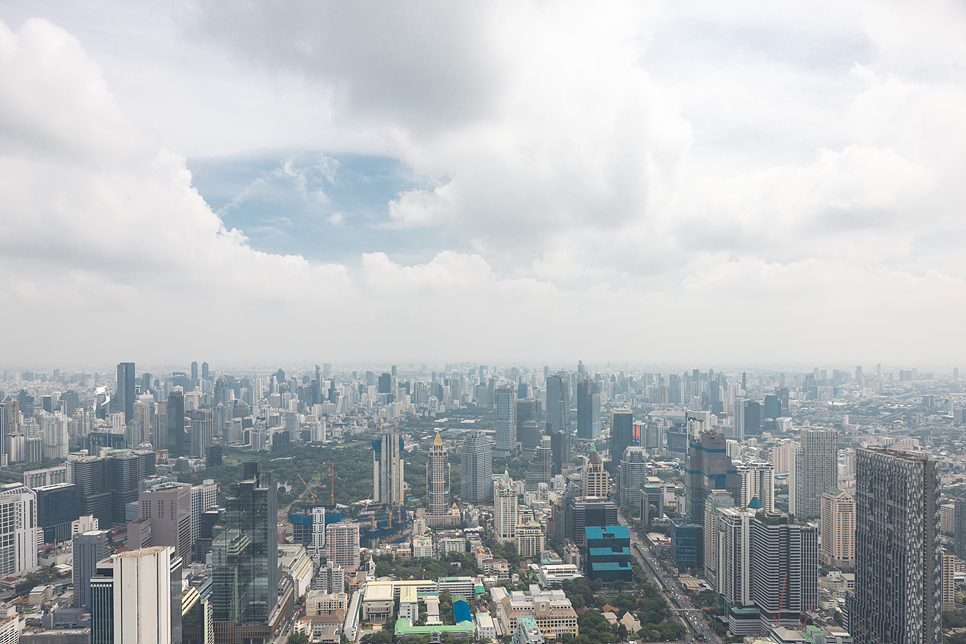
584,525,633,583
670,519,703,572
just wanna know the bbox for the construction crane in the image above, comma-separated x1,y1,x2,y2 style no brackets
297,474,317,505
775,572,788,626
799,597,815,629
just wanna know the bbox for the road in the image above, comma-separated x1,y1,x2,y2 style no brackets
617,511,722,644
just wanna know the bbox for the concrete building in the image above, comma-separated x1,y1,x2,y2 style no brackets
789,429,837,520
325,522,361,573
850,449,941,644
515,519,545,559
138,483,192,563
584,525,632,583
73,530,110,609
736,462,774,513
511,615,545,644
425,433,452,526
618,447,648,508
495,386,518,454
580,452,609,498
461,431,493,504
685,430,741,526
819,489,855,569
372,423,405,505
703,490,735,586
0,483,40,576
750,512,818,632
494,472,518,543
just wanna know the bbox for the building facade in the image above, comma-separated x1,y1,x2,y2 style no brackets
819,489,854,569
789,429,837,519
461,431,493,503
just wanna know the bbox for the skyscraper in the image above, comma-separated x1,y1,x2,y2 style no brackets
819,488,854,569
525,435,553,492
955,498,966,561
115,362,136,424
610,408,634,464
0,483,40,576
736,461,774,513
580,451,609,498
685,430,741,526
73,530,111,609
789,429,837,519
750,512,818,631
619,446,648,508
425,433,451,524
851,449,941,644
372,423,405,505
495,386,517,454
545,375,570,436
576,379,601,440
494,471,518,543
516,397,538,443
461,431,493,503
190,361,198,383
167,387,187,458
138,483,192,563
212,462,278,628
325,521,361,573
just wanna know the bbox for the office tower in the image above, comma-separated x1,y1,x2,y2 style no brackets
744,400,761,434
580,451,609,498
820,488,855,568
713,506,755,628
576,379,601,440
668,373,682,404
494,472,518,543
762,394,781,420
425,433,451,524
670,518,703,571
789,429,837,519
212,462,278,627
139,483,192,563
72,457,111,525
325,522,360,572
372,423,405,505
201,362,209,381
642,421,663,452
736,462,774,513
550,429,569,476
546,375,570,437
188,408,213,459
731,398,745,442
107,451,142,527
703,490,735,585
91,546,183,644
685,430,741,526
0,483,40,575
526,436,553,492
956,499,966,561
851,449,941,644
35,482,78,544
167,387,187,458
73,530,111,609
133,397,153,446
115,362,136,424
190,480,217,547
516,397,538,443
190,362,198,383
565,497,618,547
378,372,392,394
641,485,664,526
584,525,632,582
610,408,634,463
520,420,542,451
495,386,517,454
750,512,818,630
461,431,493,503
618,447,647,507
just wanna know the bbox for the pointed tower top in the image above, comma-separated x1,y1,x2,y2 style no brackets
434,432,443,446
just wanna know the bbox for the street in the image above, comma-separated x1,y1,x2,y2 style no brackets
617,511,722,644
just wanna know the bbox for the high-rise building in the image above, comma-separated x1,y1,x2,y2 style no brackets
91,546,183,644
851,449,941,644
750,512,818,631
494,471,518,543
685,431,741,526
73,530,111,609
943,552,956,610
610,409,634,464
580,451,609,498
516,397,539,444
495,386,517,454
955,498,966,561
0,483,40,576
167,387,187,458
190,362,199,383
115,362,136,424
546,375,570,437
212,462,278,627
461,431,493,503
576,380,600,440
188,408,213,459
584,525,632,582
35,482,78,544
713,506,755,632
618,446,647,508
325,521,360,573
819,488,854,569
139,483,192,563
425,433,451,525
372,423,405,505
564,497,617,547
736,462,774,513
525,436,553,492
789,429,837,519
703,490,735,585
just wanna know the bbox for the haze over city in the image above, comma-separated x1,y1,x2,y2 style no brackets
0,1,963,367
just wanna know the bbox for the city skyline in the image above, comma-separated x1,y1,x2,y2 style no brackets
0,3,963,366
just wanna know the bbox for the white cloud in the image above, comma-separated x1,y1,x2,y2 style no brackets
0,5,964,367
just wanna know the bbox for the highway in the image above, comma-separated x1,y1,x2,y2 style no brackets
617,510,722,644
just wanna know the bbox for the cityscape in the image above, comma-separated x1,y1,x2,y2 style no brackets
0,362,963,644
1,2,965,644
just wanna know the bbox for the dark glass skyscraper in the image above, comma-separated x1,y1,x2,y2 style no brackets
576,379,601,440
610,408,634,464
213,461,278,626
167,388,186,458
545,374,570,436
115,362,136,424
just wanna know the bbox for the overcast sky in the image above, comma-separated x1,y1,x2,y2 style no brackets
0,1,963,369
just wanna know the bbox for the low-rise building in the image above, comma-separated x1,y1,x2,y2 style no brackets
535,564,583,588
511,615,545,644
306,590,348,616
493,585,578,640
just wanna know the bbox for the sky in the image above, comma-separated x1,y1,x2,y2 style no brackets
0,1,964,369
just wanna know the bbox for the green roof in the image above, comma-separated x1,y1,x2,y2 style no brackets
394,618,475,636
827,487,844,496
747,497,763,510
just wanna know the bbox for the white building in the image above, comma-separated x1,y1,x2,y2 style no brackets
0,483,40,576
113,546,181,644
